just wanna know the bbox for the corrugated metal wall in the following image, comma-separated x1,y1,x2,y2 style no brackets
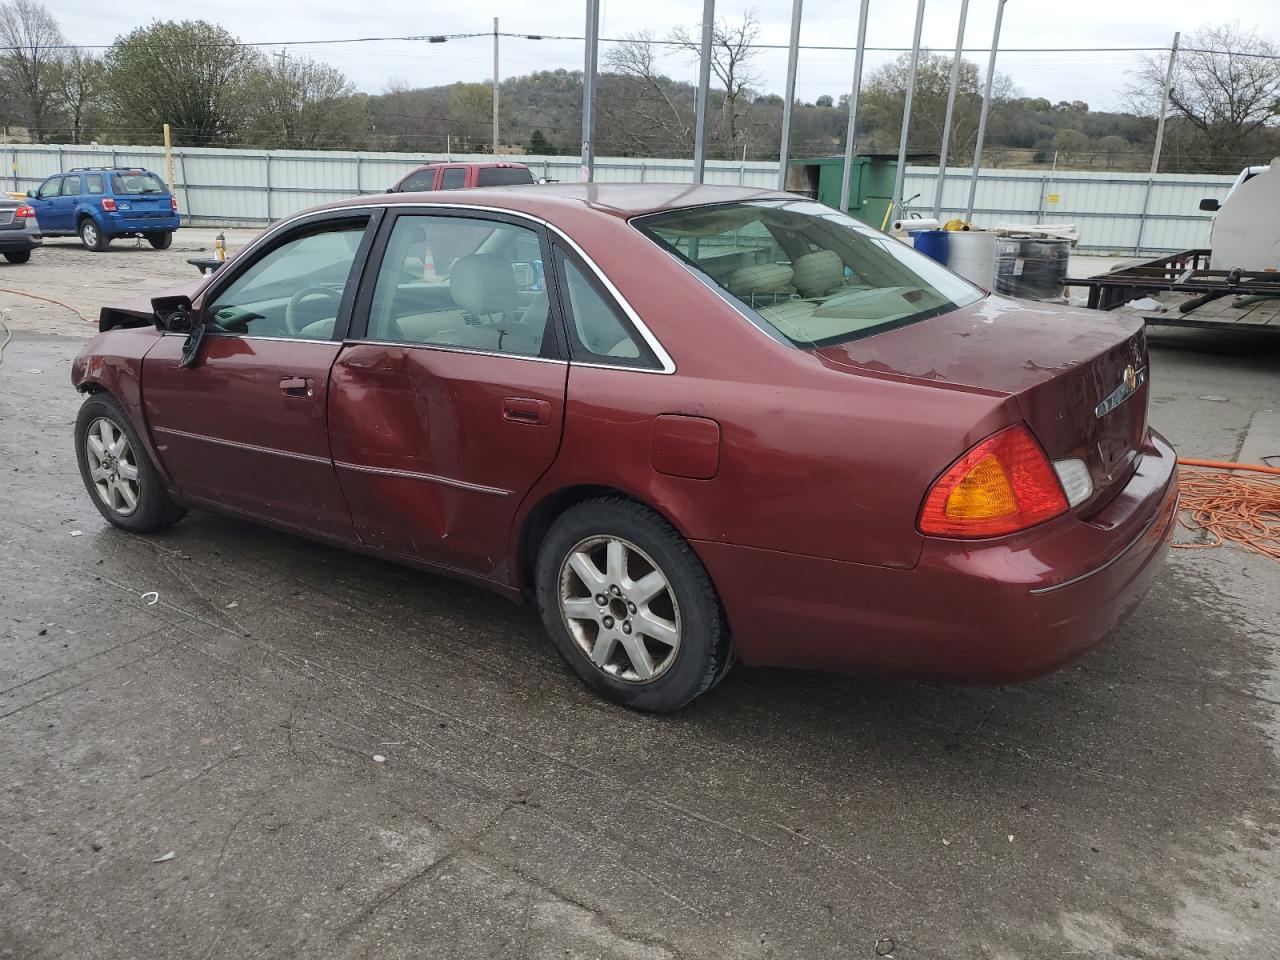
5,143,1234,254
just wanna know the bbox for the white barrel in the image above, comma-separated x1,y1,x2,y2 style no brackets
946,231,998,289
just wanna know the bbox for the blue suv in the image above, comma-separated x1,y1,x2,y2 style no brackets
28,167,180,252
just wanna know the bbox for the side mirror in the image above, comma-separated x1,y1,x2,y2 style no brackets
26,189,35,198
1198,198,1221,212
152,294,194,332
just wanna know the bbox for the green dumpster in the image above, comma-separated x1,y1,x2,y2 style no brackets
785,154,935,230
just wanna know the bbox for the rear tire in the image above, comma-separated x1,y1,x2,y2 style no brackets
147,231,173,250
3,250,31,264
535,497,731,712
79,218,107,252
74,393,186,533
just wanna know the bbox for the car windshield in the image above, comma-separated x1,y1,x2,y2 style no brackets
633,200,982,348
110,172,167,195
476,167,534,187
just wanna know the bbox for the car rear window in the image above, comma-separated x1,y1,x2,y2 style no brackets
633,200,982,348
110,172,167,195
476,167,534,187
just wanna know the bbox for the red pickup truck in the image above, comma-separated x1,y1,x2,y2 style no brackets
388,161,535,193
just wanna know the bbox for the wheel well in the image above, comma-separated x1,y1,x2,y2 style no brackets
516,485,691,598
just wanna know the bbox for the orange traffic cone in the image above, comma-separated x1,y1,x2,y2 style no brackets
423,245,437,281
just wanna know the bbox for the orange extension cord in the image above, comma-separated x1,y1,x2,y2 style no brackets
0,287,93,323
1174,459,1280,562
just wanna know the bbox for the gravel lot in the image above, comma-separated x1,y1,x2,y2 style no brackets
1,230,1277,959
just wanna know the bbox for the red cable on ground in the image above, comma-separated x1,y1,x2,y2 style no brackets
0,287,93,323
1174,458,1280,562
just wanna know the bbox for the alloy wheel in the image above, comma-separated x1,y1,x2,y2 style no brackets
558,535,681,683
85,417,140,516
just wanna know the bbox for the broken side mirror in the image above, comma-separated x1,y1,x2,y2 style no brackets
1198,198,1220,212
151,294,206,368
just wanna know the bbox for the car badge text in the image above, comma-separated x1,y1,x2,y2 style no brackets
1095,365,1146,419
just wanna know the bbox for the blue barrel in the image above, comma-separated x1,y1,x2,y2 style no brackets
913,229,951,265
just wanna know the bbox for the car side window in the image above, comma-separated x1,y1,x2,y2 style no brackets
37,177,61,199
205,220,368,340
400,170,436,191
553,249,657,369
365,214,553,359
86,174,105,195
61,176,82,197
439,168,466,190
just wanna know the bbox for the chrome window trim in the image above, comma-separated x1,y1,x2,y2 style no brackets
343,338,567,365
334,460,511,497
213,200,676,374
152,425,332,465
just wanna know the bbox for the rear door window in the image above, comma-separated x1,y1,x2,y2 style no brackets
363,213,554,359
439,168,467,190
60,176,82,196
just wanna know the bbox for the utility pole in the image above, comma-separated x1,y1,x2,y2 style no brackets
838,0,871,212
965,0,1008,221
776,0,803,191
492,17,500,156
933,0,969,219
580,0,600,181
892,0,927,215
1150,31,1179,174
691,0,715,184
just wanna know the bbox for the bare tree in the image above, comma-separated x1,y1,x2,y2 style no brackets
0,0,66,142
670,10,762,158
1129,23,1280,171
55,47,105,144
602,30,693,154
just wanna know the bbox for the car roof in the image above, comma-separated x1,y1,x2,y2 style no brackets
409,161,530,170
326,182,794,221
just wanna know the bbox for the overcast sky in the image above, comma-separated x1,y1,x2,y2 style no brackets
45,0,1280,112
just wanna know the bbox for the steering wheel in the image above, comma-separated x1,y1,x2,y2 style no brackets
284,285,342,336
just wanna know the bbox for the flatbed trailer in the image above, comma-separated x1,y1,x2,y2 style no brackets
1064,249,1280,331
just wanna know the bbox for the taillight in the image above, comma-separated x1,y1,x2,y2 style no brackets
101,197,117,212
919,424,1068,537
170,197,178,212
14,204,34,218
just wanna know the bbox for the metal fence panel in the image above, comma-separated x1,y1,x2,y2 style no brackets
4,143,1235,254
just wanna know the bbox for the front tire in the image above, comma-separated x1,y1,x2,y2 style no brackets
147,231,173,250
79,218,108,252
3,250,31,264
535,498,731,712
75,393,186,532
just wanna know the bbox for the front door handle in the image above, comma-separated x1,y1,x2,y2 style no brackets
503,397,551,425
280,376,313,397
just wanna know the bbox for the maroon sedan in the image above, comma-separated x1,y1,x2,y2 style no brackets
71,185,1177,711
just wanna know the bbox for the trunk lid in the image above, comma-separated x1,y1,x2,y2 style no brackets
815,295,1150,510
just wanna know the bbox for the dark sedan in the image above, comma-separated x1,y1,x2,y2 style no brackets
0,198,41,264
69,184,1177,711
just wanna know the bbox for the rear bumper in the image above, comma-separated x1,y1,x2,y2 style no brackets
103,213,180,234
0,230,41,251
696,430,1179,683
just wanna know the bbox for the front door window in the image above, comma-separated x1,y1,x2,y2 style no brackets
206,223,367,340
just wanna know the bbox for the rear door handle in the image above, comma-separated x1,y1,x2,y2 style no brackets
280,376,313,397
503,397,551,425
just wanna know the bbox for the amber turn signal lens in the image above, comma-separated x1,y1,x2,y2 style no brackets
919,424,1068,537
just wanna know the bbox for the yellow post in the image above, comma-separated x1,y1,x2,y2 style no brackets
162,124,175,193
